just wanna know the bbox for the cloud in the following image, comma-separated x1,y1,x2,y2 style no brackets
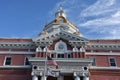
80,0,119,17
50,0,120,39
79,12,120,27
48,0,85,22
79,0,120,39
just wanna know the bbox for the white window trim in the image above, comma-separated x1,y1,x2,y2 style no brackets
109,57,117,67
3,56,12,66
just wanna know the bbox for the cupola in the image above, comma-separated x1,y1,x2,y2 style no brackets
55,5,66,18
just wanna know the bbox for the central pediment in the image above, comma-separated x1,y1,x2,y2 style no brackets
33,30,88,47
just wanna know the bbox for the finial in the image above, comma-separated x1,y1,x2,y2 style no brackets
59,3,63,10
55,3,66,18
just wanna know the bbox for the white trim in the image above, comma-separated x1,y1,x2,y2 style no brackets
0,65,31,68
28,57,93,63
88,43,120,46
0,51,35,54
86,52,120,55
90,66,120,70
0,42,32,44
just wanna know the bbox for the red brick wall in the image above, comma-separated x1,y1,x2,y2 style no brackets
0,55,5,65
90,75,120,80
0,54,33,66
90,69,120,80
0,68,32,80
87,55,120,67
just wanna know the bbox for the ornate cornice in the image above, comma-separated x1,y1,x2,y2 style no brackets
0,42,35,49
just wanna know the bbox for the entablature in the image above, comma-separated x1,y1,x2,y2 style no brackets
0,42,35,49
33,30,88,47
87,43,120,50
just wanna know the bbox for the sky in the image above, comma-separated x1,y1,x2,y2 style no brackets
0,0,120,39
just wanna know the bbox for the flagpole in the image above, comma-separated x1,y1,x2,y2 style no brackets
43,46,47,80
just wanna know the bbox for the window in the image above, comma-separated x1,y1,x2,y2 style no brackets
58,54,64,58
51,54,54,58
68,53,72,58
92,58,96,66
5,56,11,65
25,57,30,65
109,58,116,66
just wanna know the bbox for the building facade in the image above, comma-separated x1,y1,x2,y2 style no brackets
0,7,120,80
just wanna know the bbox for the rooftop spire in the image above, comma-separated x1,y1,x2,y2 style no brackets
55,4,66,18
59,3,63,11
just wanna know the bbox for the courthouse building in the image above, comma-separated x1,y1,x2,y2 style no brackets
0,7,120,80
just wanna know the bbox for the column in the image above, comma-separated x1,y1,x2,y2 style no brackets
80,46,86,58
83,77,89,80
58,76,64,80
32,75,38,80
74,72,81,80
41,76,47,80
35,46,42,57
74,76,80,80
72,47,76,58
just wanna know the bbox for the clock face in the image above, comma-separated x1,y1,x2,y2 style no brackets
58,44,64,50
55,40,67,53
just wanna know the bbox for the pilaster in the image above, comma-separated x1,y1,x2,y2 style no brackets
58,76,64,80
74,76,80,80
32,75,38,80
83,77,89,80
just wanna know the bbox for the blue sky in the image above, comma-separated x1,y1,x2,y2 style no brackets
0,0,120,39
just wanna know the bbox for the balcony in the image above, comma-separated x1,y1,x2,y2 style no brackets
28,57,93,73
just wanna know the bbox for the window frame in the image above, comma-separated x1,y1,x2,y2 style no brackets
4,56,12,66
68,53,72,58
24,57,30,66
51,53,54,58
109,57,117,67
57,54,64,58
92,58,96,66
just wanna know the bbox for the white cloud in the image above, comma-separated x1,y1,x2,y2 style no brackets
51,0,120,39
79,13,120,27
112,11,120,17
80,0,119,17
79,0,120,39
